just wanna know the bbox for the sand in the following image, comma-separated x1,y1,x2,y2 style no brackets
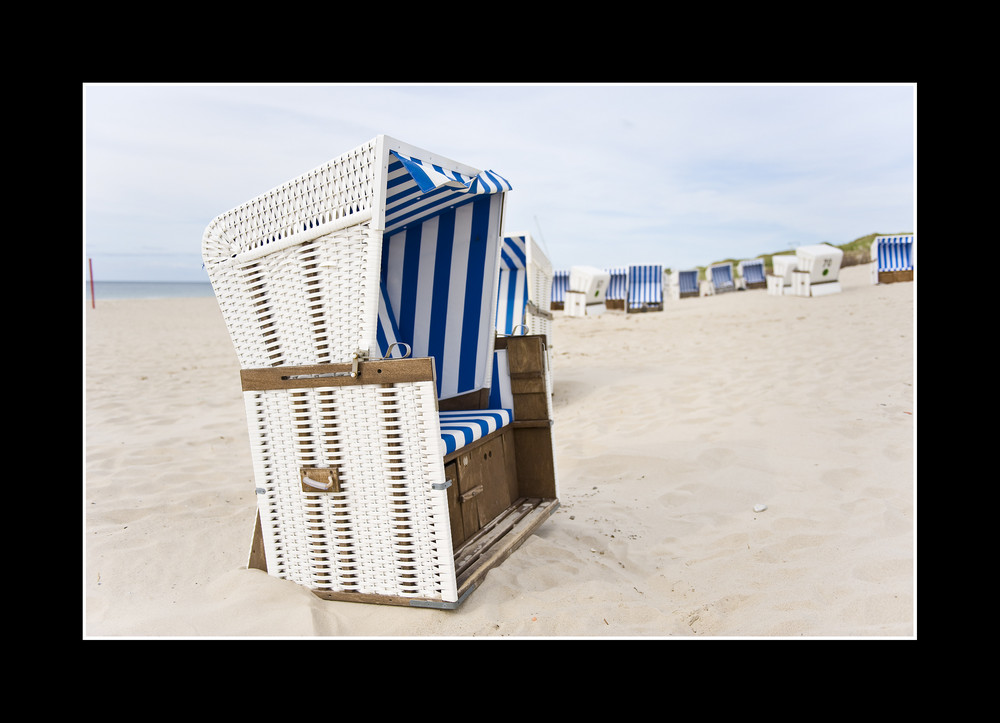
84,264,915,638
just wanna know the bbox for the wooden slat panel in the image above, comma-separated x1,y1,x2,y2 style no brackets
241,357,435,391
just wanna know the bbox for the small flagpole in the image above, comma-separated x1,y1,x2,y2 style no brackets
89,258,96,308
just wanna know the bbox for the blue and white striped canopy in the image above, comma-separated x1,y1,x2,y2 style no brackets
873,235,914,271
384,151,511,234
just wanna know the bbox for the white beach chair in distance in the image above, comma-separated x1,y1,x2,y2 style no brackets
202,135,559,609
627,264,664,312
496,233,554,340
738,258,767,290
708,262,736,294
790,243,844,296
565,265,611,316
766,254,798,296
870,234,914,284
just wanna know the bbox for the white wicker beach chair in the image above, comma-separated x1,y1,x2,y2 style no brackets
627,264,664,312
766,255,798,296
496,233,554,340
738,258,767,290
564,265,611,317
202,135,559,608
708,262,736,294
870,234,914,284
790,244,844,297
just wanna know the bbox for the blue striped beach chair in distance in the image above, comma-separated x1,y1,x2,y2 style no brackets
202,135,559,609
627,264,664,312
738,258,767,290
870,234,914,284
496,233,554,340
550,269,569,310
604,267,627,310
708,262,736,294
676,269,700,299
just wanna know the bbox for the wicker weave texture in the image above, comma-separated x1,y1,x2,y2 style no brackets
246,380,457,602
208,224,381,368
203,139,379,264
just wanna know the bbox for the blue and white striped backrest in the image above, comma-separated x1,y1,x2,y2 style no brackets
380,193,504,401
741,259,766,285
874,235,914,271
552,270,569,304
496,235,529,336
679,270,699,294
606,267,628,301
628,265,663,307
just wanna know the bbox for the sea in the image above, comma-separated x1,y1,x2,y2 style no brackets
85,280,216,301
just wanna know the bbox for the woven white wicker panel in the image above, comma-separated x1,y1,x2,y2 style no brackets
246,380,458,602
202,139,379,264
208,223,381,368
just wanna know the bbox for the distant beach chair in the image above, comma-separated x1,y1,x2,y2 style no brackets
790,243,844,296
708,262,736,294
604,267,627,310
675,269,700,299
565,265,611,317
202,135,559,609
766,254,798,296
496,233,554,340
550,269,569,311
870,234,914,284
627,264,664,312
738,258,767,290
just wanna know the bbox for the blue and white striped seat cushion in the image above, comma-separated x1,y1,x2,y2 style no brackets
438,408,513,456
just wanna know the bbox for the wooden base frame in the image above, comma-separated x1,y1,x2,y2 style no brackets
876,269,913,284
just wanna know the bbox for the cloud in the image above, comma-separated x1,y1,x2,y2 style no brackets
83,83,915,280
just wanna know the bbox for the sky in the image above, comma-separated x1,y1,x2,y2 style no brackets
83,83,915,282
